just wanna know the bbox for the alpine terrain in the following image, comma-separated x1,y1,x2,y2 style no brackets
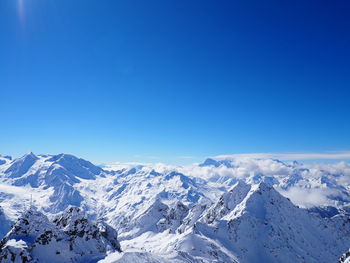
0,153,349,262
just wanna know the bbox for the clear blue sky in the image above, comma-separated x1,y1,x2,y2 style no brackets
0,0,349,164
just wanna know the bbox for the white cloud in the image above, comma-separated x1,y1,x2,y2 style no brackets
214,151,350,161
278,187,339,208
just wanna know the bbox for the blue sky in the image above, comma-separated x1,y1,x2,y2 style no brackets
0,0,349,164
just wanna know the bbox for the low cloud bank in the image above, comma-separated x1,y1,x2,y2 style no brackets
215,151,350,160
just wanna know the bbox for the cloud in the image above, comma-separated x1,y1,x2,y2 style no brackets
214,151,350,161
278,187,339,208
179,158,293,180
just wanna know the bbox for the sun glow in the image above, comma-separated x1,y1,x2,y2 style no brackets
17,0,25,26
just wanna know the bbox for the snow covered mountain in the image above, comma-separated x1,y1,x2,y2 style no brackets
0,153,107,216
115,181,350,263
0,206,121,263
0,207,12,238
176,181,350,262
340,249,350,263
0,153,350,262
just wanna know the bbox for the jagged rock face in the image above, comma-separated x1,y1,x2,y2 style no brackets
120,199,169,240
0,209,71,263
120,199,190,240
106,167,213,241
3,209,60,242
157,202,189,233
97,221,121,253
203,180,251,224
178,203,208,234
0,240,32,263
340,249,350,263
53,206,121,253
0,207,121,263
173,182,350,263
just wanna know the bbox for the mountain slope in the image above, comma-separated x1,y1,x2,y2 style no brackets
0,153,107,214
0,206,121,263
3,153,104,187
171,182,350,263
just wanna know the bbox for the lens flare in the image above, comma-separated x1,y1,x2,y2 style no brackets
17,0,25,27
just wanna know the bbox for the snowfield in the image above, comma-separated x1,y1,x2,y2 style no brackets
0,153,350,262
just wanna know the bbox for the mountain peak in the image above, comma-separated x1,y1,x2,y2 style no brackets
203,180,251,223
255,181,274,193
54,206,86,228
192,182,350,263
19,152,38,162
47,153,103,180
27,152,37,158
5,153,39,178
199,158,234,168
47,153,77,162
214,182,309,236
199,158,221,167
0,207,121,262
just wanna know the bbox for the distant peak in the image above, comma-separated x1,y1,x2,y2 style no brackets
0,155,12,160
199,158,234,168
22,152,38,160
59,153,77,159
292,160,301,166
47,153,77,162
199,158,220,167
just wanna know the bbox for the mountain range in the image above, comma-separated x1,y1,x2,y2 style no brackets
0,153,349,262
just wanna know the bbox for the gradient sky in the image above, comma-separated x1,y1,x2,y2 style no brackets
0,0,349,164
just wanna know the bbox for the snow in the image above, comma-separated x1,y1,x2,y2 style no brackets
0,153,350,262
4,239,27,248
100,252,173,263
0,206,121,262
